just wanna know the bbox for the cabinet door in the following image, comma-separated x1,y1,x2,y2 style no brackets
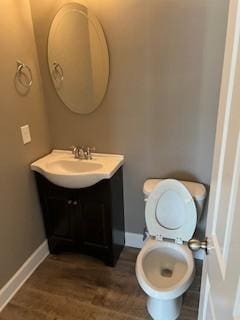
80,201,108,248
47,197,75,239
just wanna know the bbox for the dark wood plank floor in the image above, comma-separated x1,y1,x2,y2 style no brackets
0,247,202,320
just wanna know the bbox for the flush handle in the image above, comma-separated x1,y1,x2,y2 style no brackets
188,238,208,255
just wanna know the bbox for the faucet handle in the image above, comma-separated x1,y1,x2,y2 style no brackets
70,145,77,154
86,146,96,160
88,146,96,152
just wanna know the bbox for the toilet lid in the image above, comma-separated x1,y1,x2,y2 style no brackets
145,179,197,242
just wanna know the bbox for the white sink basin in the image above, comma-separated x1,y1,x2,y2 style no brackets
31,150,124,188
46,159,103,173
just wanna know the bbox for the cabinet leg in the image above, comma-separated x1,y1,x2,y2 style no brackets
48,239,60,254
104,256,116,267
105,245,125,267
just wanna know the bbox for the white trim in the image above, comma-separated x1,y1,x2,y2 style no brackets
125,232,204,260
223,132,240,265
125,232,144,249
0,240,49,312
194,250,205,261
233,277,240,318
200,274,210,320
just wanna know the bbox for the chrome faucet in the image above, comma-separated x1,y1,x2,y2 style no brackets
71,146,95,160
85,147,96,160
71,146,85,159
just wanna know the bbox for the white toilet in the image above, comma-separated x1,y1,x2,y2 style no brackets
136,179,206,320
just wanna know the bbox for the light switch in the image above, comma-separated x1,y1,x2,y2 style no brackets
20,125,31,144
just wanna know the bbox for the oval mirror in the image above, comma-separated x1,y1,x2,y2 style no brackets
48,3,109,114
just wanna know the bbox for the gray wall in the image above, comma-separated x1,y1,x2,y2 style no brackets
0,0,51,288
30,0,229,234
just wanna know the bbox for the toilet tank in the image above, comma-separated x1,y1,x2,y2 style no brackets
143,179,207,220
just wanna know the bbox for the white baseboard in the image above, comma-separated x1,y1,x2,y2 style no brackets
0,240,49,312
125,232,204,261
125,232,144,248
193,249,205,260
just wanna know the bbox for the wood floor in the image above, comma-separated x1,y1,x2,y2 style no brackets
0,247,202,320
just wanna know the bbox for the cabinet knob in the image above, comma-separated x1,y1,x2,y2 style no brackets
67,200,72,205
73,201,78,206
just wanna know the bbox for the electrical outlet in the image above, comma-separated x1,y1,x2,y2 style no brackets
20,125,31,144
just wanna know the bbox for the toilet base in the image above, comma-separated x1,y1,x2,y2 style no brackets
147,296,182,320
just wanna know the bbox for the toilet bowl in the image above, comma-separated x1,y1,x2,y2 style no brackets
136,239,195,320
136,179,206,320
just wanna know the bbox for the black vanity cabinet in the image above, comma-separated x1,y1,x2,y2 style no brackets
35,167,125,266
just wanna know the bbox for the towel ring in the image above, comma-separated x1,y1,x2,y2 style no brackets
52,62,64,82
16,61,33,88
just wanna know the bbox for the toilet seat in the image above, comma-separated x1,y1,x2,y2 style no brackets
145,179,197,242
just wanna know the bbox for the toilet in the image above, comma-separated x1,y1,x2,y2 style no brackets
136,179,207,320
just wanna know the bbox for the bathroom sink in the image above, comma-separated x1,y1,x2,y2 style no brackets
30,150,124,188
46,159,103,173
